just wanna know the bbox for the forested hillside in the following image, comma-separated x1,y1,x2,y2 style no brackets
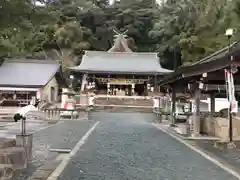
1,0,240,69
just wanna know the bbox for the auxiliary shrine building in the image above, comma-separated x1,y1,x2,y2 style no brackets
69,32,172,96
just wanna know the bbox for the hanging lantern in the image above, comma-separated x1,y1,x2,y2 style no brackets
147,84,150,90
199,82,204,89
231,65,238,74
202,73,207,77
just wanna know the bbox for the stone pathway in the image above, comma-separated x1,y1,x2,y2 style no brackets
57,112,239,180
0,120,50,139
155,121,240,178
195,140,240,172
28,160,61,180
15,120,96,180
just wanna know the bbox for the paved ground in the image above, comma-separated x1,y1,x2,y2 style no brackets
195,140,240,172
56,112,239,180
0,120,49,139
16,120,95,180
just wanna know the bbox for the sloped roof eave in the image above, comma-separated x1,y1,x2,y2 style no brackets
159,42,240,86
69,51,172,74
68,67,172,75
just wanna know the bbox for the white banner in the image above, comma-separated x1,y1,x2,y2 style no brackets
89,96,95,106
153,98,159,108
225,69,238,113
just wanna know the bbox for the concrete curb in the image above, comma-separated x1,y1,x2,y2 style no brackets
28,160,61,180
47,121,100,180
157,122,221,141
152,123,240,180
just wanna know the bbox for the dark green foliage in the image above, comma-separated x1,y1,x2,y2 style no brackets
0,0,240,69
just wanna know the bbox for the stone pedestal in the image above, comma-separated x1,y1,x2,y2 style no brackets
0,147,26,169
16,134,33,162
175,124,189,135
192,88,201,137
0,164,14,180
214,141,236,149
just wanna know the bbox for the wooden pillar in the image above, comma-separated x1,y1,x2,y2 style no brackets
132,84,135,96
193,87,201,136
107,83,110,97
154,74,157,92
171,84,176,126
210,92,215,116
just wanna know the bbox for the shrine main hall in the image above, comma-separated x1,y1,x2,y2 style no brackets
69,32,172,96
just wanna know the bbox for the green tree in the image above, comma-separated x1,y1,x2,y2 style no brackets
150,0,233,67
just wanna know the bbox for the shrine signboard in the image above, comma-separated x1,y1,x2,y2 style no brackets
109,78,131,85
96,78,147,85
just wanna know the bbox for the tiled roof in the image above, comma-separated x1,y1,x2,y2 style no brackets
69,51,172,74
0,59,59,87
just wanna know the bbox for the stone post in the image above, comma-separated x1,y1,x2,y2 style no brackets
210,92,215,116
193,87,201,137
171,84,176,126
107,83,110,98
158,96,162,122
132,84,135,96
16,134,33,162
61,88,68,108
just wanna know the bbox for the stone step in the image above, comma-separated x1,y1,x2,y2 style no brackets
0,138,16,149
0,147,26,169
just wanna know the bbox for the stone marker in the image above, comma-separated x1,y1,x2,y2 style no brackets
16,134,33,162
0,164,14,180
0,138,16,149
0,147,26,169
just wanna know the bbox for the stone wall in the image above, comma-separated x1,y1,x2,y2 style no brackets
202,116,240,141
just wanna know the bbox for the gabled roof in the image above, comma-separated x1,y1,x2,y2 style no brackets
159,42,240,86
69,51,172,75
69,30,172,75
0,59,59,87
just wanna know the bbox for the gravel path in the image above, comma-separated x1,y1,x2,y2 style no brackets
58,112,239,180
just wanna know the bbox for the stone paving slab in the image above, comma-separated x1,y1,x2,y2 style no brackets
58,112,239,180
29,160,61,180
0,122,49,139
154,122,240,174
15,120,96,180
195,139,240,172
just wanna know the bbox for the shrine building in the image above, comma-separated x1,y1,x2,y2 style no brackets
69,31,172,96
